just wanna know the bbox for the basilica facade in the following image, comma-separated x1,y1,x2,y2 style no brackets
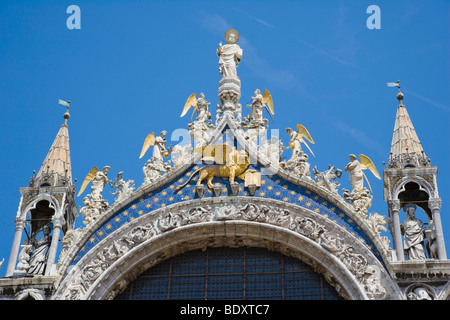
0,30,449,301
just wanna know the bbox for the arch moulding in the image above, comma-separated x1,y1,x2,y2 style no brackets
52,197,401,300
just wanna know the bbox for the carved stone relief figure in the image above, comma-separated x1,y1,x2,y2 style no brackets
406,286,434,300
109,172,135,204
361,265,386,299
80,194,103,226
142,158,171,186
313,165,342,194
91,166,111,201
60,201,387,300
16,244,33,273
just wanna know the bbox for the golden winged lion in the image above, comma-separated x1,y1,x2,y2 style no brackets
175,144,250,191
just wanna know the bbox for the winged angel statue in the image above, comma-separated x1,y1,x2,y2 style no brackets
180,93,213,147
139,131,172,185
180,93,211,125
343,154,381,216
77,166,111,220
244,89,274,127
280,124,315,179
286,124,315,158
139,131,170,162
344,154,380,193
77,166,110,200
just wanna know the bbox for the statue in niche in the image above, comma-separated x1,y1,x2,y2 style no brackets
425,220,438,259
401,204,427,260
217,29,242,78
27,223,52,275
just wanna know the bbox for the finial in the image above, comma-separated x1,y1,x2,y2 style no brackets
387,80,404,105
59,99,71,124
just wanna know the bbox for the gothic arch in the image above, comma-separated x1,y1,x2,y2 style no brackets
53,198,401,300
393,175,435,200
20,194,60,220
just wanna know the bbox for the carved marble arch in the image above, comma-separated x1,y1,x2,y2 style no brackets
52,198,401,300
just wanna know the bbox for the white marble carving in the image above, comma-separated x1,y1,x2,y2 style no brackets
109,172,135,204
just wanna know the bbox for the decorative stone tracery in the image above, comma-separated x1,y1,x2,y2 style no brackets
53,198,399,300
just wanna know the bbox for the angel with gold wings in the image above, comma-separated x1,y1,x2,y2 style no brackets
245,89,274,125
139,131,169,163
180,93,211,124
344,154,381,193
285,124,315,160
77,166,111,200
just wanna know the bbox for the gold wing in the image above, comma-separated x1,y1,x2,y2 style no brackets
139,132,156,159
296,124,315,144
180,93,198,118
296,124,315,156
77,166,98,197
359,154,381,179
194,144,235,164
262,89,274,115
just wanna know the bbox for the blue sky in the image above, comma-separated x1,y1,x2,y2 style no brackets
0,0,448,276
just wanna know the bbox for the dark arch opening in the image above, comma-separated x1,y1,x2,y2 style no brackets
398,182,431,218
115,247,343,300
29,200,54,239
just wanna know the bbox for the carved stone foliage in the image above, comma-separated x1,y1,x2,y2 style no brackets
56,200,388,300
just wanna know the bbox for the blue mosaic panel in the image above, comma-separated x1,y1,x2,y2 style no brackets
71,163,381,265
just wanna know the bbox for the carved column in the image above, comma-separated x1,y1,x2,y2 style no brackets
6,217,27,276
429,198,447,260
45,214,65,275
388,200,404,261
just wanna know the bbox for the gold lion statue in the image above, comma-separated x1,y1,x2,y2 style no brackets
175,144,250,191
